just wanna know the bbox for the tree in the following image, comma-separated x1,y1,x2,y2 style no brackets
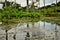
36,0,40,11
56,0,57,14
5,0,7,8
43,0,46,14
31,0,35,11
26,0,29,11
43,0,45,8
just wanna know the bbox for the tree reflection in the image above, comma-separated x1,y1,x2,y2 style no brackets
1,20,18,40
25,24,30,40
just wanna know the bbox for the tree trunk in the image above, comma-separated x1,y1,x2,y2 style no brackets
44,0,45,14
26,0,29,12
44,0,45,7
31,0,35,11
5,0,7,8
36,0,40,12
56,0,57,16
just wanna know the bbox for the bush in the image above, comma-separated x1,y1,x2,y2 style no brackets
0,8,41,19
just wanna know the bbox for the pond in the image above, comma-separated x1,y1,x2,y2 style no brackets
0,20,60,40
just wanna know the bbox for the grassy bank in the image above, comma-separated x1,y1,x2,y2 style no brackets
0,5,60,19
0,7,43,19
0,5,60,25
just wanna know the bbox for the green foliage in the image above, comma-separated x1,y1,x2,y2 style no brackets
0,5,60,19
0,8,41,19
40,5,60,17
18,11,41,18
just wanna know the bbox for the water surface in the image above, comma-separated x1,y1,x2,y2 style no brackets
0,21,60,40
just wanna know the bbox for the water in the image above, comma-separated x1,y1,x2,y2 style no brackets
0,21,60,40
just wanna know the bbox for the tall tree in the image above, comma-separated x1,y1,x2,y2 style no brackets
31,0,35,11
43,0,46,14
26,0,29,11
5,0,7,8
56,0,57,14
44,0,45,7
36,0,40,12
14,0,16,8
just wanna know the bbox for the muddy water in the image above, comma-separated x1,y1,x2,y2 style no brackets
0,21,60,40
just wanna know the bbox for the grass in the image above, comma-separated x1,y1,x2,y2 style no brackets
0,7,43,19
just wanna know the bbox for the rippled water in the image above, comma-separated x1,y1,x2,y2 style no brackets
0,21,60,40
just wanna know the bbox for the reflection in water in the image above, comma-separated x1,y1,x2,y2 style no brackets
13,34,16,40
25,24,30,40
25,32,30,40
0,21,60,40
5,29,8,40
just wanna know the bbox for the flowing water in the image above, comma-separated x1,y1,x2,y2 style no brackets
0,21,60,40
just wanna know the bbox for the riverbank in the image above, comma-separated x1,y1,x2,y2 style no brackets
0,5,60,19
0,17,60,26
41,17,60,25
0,5,60,25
